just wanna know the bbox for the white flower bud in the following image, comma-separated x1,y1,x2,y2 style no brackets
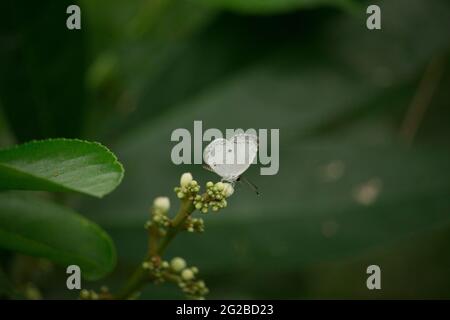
223,183,234,197
181,269,194,281
170,257,186,272
180,172,193,188
153,197,170,212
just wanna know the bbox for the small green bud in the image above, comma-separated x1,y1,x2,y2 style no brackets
201,207,208,214
215,182,225,191
195,202,203,210
100,286,109,293
91,291,99,300
170,257,187,272
212,206,219,212
177,192,185,199
181,269,194,281
206,181,214,188
80,289,90,299
190,180,198,187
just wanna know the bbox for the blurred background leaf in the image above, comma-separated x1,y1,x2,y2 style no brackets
193,0,356,14
0,0,87,143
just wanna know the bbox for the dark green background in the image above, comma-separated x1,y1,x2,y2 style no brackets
1,0,450,299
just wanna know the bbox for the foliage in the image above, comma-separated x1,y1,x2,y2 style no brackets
0,138,123,283
0,0,449,299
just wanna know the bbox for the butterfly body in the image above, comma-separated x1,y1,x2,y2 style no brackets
203,134,260,194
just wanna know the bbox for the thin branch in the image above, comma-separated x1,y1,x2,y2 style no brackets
115,199,194,299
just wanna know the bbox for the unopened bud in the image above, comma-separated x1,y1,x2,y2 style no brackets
181,269,194,281
180,172,193,188
223,183,234,197
170,257,187,272
153,197,170,212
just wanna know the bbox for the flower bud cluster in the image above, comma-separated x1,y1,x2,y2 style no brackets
145,196,171,231
80,289,99,300
193,181,233,214
174,173,200,199
142,257,170,284
170,257,208,299
184,216,205,233
79,286,111,300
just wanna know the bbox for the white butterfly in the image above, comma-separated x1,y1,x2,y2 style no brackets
203,133,259,193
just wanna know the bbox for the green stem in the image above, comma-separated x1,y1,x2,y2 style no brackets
115,265,149,300
115,199,195,299
157,200,194,253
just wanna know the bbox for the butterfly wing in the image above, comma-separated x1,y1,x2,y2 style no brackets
203,134,258,181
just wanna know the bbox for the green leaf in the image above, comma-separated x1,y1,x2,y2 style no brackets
0,193,116,280
194,0,354,14
0,139,124,198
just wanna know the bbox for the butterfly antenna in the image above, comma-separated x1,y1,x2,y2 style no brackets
240,176,260,196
